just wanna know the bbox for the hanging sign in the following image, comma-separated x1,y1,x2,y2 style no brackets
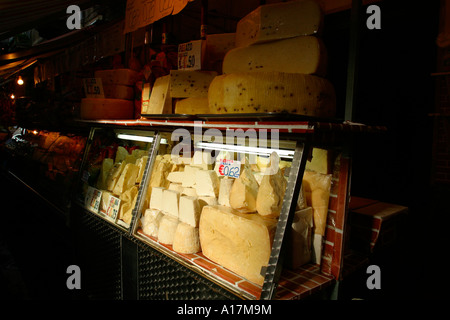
215,159,241,179
124,0,194,34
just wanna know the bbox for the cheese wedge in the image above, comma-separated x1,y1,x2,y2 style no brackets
136,156,149,184
149,187,165,210
174,97,210,114
235,0,323,47
105,162,126,192
194,170,220,197
168,183,184,193
182,187,198,197
199,205,277,285
162,189,181,218
112,163,139,195
157,215,179,245
229,168,259,213
256,167,287,218
198,196,218,208
173,223,201,254
181,165,199,187
306,148,333,174
191,150,213,170
179,196,201,227
218,178,234,207
167,171,184,184
169,70,217,98
145,75,172,114
223,36,327,77
208,72,336,118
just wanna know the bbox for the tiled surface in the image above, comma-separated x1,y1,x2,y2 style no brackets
137,230,334,300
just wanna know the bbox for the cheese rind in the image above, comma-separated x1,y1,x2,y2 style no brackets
229,168,259,213
172,223,201,254
199,205,277,285
235,0,323,47
208,72,336,118
169,70,217,98
223,36,327,77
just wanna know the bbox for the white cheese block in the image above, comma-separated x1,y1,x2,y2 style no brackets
149,187,165,210
94,69,139,86
162,189,181,218
191,151,213,170
181,165,200,187
168,183,184,193
229,168,259,213
223,36,327,77
172,223,201,254
179,196,201,227
112,163,139,195
182,187,198,197
218,178,234,207
199,205,277,285
167,171,184,184
80,98,134,120
144,75,172,114
142,208,164,238
96,158,114,190
169,70,217,98
174,98,210,114
208,72,336,118
256,165,287,218
235,0,323,47
157,215,179,245
194,170,219,197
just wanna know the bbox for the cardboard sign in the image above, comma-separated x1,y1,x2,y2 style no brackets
85,186,102,213
124,0,194,34
83,78,104,98
178,40,204,70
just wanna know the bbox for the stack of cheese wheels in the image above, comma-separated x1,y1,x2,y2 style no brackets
208,0,336,118
80,69,138,119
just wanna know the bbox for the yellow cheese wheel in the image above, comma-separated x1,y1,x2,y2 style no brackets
80,98,134,120
223,36,327,77
208,72,336,117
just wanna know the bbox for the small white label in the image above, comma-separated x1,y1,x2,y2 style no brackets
85,186,102,213
216,159,241,179
83,78,104,98
178,40,203,70
105,195,121,221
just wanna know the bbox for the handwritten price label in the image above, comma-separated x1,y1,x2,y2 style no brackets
83,78,104,98
216,159,241,178
178,40,203,70
85,186,102,214
105,195,121,221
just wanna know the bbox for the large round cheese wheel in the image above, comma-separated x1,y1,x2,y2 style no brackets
208,72,336,118
80,98,134,120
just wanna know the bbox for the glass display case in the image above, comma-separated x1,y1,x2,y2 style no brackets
75,127,157,230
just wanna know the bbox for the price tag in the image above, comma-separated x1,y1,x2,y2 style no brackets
178,40,204,70
141,82,152,114
216,159,241,179
105,195,121,221
83,78,104,98
85,186,102,213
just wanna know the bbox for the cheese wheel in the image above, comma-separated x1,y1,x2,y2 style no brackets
94,69,139,86
157,215,179,245
169,70,217,98
174,98,210,114
80,98,134,120
172,222,201,254
142,209,164,238
208,72,336,118
102,85,135,100
235,0,323,47
199,205,277,285
223,36,327,77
